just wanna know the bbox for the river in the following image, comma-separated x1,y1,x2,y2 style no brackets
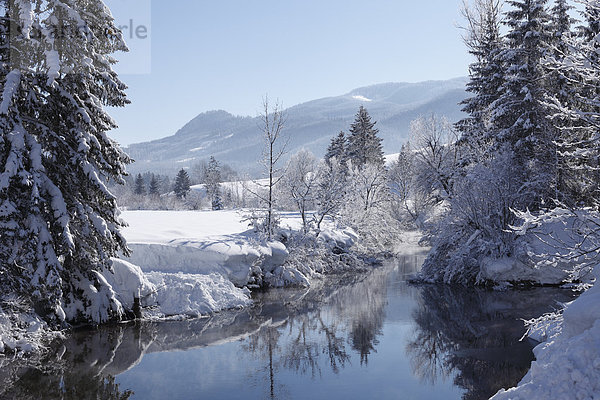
0,252,575,399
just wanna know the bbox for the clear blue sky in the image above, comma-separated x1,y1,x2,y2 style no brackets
106,0,470,146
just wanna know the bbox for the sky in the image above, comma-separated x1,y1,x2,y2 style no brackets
105,0,471,146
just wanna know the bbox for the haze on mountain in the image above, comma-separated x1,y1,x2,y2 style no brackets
125,77,467,176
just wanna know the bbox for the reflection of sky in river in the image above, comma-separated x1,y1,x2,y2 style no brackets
116,255,463,399
1,253,575,400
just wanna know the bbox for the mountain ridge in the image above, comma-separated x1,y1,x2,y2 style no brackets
124,77,468,176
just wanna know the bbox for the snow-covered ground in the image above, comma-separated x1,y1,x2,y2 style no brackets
117,210,356,319
0,209,359,352
492,265,600,400
121,210,290,286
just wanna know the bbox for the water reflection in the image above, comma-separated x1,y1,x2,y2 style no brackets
407,284,575,400
0,256,577,400
0,324,145,399
241,269,387,397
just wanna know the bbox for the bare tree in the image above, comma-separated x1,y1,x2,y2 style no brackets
410,114,460,201
246,97,288,240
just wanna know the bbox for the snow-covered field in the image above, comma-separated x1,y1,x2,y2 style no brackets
121,210,289,286
115,210,355,319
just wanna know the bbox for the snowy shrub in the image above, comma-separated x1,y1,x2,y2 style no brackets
419,151,519,284
510,207,600,284
282,231,367,283
0,301,61,354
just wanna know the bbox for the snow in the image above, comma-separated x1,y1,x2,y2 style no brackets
144,272,251,318
121,210,287,286
480,208,599,285
121,210,250,242
190,179,270,198
352,95,373,102
492,265,600,400
100,258,251,319
0,303,60,354
176,157,196,163
118,209,359,315
0,70,21,115
103,258,155,310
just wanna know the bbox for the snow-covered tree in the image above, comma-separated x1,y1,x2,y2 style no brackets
346,106,384,169
325,131,347,168
545,0,600,206
205,156,222,210
134,174,145,196
281,149,317,234
347,163,389,215
388,144,413,206
313,159,347,234
410,114,460,201
174,169,191,199
489,0,556,208
456,0,505,162
0,0,131,324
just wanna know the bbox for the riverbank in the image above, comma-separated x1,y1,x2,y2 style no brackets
2,253,572,400
0,209,384,354
491,265,600,400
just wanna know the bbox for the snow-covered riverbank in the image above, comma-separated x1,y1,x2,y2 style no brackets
0,209,361,353
115,210,358,319
491,265,600,400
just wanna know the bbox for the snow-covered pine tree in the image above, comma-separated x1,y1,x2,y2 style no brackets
489,0,556,209
174,168,191,199
545,0,600,206
545,0,577,202
456,0,505,162
205,156,222,210
0,0,131,324
325,131,347,167
148,174,160,197
134,174,145,196
346,106,384,169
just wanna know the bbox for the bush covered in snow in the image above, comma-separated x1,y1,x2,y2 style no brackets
419,205,600,286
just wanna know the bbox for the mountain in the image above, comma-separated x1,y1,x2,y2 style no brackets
124,77,468,176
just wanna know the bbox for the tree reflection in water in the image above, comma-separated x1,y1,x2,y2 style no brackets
0,323,153,400
406,284,575,400
242,267,388,395
1,256,575,400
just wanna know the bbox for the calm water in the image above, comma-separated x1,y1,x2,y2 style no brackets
0,254,575,400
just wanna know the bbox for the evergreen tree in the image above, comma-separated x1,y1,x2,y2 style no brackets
134,174,146,196
325,131,347,167
205,156,223,210
546,0,600,205
0,0,130,324
489,0,555,208
346,106,385,168
148,174,160,196
546,0,576,201
456,0,505,161
174,169,191,199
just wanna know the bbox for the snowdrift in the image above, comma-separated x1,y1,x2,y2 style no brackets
121,210,290,286
480,209,598,285
492,265,600,400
